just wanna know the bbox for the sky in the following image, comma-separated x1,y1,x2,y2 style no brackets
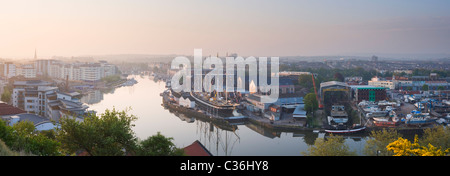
0,0,449,58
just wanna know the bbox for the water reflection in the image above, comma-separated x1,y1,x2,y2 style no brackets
81,90,104,104
83,75,368,156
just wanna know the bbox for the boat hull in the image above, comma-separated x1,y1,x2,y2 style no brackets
325,126,366,134
373,120,398,127
190,92,236,117
405,119,436,126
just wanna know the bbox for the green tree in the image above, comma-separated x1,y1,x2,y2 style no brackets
363,129,402,156
101,74,122,84
12,121,61,156
298,74,313,88
1,88,11,103
420,126,450,150
0,120,15,147
304,93,318,114
422,84,429,91
136,132,184,156
302,134,356,156
0,120,60,156
57,108,138,156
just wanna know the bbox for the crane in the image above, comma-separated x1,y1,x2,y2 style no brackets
311,73,323,109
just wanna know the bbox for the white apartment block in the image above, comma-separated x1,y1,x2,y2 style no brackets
4,62,16,78
368,77,395,90
41,60,116,82
16,64,36,78
80,64,103,81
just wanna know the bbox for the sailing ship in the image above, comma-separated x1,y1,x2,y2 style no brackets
190,91,239,117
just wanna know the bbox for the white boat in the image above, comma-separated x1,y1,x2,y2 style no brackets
325,125,366,134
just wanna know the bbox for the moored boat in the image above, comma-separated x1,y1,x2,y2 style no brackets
373,120,398,127
325,124,366,134
405,111,437,127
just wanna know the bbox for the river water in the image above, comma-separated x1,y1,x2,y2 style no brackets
82,75,368,156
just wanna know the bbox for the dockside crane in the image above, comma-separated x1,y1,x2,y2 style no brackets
311,73,323,109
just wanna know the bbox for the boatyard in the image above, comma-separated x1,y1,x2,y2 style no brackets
160,70,450,134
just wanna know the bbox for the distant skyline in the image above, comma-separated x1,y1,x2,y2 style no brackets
1,0,450,59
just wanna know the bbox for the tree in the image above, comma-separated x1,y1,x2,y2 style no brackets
420,126,450,150
363,129,402,156
1,88,11,103
302,134,356,156
136,132,184,156
0,120,61,156
304,93,318,114
386,135,450,156
298,74,313,88
57,108,138,156
422,84,429,91
334,72,344,82
57,108,183,156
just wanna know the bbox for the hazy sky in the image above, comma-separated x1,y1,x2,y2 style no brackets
1,0,449,58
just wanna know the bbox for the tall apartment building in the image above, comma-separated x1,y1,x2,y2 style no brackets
80,64,103,81
4,62,16,79
12,80,53,115
16,64,37,78
34,59,53,77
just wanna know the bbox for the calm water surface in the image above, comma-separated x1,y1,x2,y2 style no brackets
82,75,368,156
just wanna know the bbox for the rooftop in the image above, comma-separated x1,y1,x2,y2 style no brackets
320,81,348,88
0,103,26,116
10,113,50,126
183,140,212,156
14,80,52,86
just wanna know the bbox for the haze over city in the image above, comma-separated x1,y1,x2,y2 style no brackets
1,0,450,58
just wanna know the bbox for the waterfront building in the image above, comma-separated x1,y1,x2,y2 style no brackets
46,98,89,121
80,63,103,82
12,80,90,121
13,84,58,115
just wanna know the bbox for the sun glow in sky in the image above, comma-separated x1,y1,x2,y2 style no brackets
1,0,449,58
